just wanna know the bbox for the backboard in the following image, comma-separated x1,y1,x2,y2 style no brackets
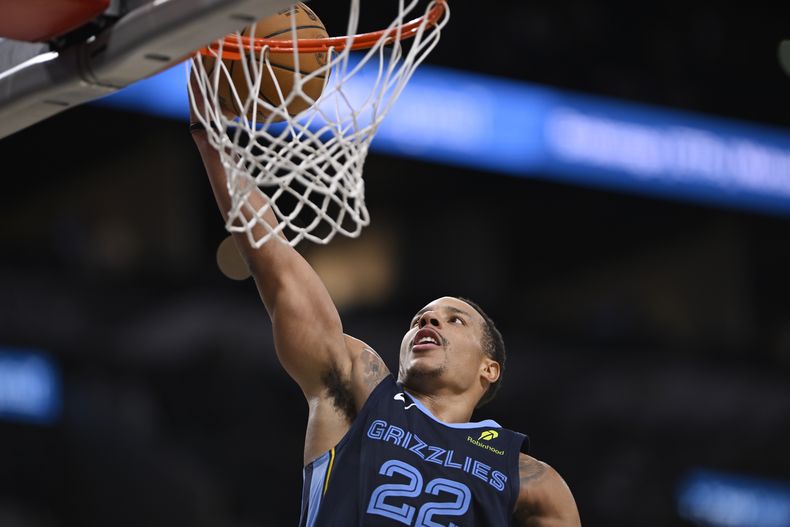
0,0,297,139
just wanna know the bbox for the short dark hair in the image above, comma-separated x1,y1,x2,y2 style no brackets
458,297,505,408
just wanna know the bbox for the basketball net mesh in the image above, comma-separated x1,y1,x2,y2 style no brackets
188,0,450,247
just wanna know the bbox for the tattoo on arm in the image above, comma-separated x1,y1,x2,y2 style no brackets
519,456,548,486
361,348,388,390
321,347,388,423
514,456,549,525
514,455,580,526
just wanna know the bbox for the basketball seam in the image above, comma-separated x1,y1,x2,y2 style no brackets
267,62,326,78
224,22,328,118
258,89,280,109
263,25,328,39
240,29,274,117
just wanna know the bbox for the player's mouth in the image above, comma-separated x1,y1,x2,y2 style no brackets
412,327,444,352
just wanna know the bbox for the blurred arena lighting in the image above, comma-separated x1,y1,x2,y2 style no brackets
98,61,790,215
216,235,252,281
0,348,61,424
304,226,397,308
779,40,790,77
677,469,790,527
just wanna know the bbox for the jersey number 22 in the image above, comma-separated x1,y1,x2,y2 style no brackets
366,459,472,526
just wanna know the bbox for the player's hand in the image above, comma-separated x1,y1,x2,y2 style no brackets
188,65,235,126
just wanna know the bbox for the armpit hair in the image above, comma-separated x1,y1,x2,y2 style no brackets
321,366,357,423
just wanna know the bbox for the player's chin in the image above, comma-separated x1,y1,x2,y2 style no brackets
405,351,440,368
403,358,444,381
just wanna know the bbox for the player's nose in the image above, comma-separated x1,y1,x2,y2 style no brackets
418,311,441,328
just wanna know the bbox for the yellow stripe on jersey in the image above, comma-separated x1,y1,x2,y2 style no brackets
323,448,336,496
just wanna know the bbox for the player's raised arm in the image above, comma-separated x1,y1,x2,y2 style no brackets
514,455,581,527
188,82,354,402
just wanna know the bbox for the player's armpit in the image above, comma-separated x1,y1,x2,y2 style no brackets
513,455,581,527
300,336,390,463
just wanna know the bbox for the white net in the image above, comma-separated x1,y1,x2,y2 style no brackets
188,0,450,247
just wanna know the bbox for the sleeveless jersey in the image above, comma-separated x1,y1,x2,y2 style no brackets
299,375,529,527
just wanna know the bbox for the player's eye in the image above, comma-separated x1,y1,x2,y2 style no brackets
450,316,464,325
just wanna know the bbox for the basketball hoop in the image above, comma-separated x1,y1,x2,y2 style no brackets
188,0,450,247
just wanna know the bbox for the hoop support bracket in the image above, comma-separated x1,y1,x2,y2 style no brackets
0,0,297,139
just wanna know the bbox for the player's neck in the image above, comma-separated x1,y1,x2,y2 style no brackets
403,387,477,424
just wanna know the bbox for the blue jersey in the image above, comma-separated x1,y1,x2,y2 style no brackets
299,375,529,527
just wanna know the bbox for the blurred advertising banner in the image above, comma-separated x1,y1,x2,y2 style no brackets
0,348,61,425
678,469,790,527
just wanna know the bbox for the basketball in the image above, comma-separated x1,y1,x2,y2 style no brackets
204,2,329,122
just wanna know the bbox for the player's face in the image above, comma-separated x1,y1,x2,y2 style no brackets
398,297,498,398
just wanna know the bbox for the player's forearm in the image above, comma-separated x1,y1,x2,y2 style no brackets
192,132,279,240
192,131,347,391
191,132,335,306
192,131,292,286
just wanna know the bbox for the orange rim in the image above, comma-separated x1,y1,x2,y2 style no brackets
198,0,447,60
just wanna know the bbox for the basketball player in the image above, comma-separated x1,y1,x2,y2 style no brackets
189,89,581,527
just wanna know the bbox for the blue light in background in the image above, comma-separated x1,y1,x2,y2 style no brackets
0,348,61,425
96,61,790,214
678,469,790,527
373,69,554,174
99,64,190,121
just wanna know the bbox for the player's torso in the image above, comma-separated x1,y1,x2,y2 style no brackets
299,376,528,527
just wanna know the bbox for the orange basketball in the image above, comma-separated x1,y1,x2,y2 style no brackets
204,2,328,122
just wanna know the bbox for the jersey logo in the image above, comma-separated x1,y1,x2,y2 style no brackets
467,431,506,456
394,392,416,410
478,430,499,441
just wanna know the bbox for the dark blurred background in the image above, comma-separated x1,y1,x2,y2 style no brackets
2,1,790,526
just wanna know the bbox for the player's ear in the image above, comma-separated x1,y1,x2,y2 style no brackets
481,357,500,384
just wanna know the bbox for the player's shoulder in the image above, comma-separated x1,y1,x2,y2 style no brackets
517,453,554,489
515,453,580,524
344,334,392,408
